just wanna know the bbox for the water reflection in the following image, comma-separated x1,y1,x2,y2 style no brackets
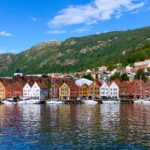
0,104,150,149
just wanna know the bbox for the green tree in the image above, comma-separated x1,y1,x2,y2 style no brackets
120,73,129,81
134,69,148,82
110,72,120,81
82,74,94,81
45,80,51,99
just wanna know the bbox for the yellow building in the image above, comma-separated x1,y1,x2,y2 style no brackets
0,82,6,100
78,84,89,98
59,82,70,100
89,80,100,98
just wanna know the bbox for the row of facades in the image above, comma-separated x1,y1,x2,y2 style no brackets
0,76,150,100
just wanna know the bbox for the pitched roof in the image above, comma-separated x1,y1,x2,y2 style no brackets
75,78,93,86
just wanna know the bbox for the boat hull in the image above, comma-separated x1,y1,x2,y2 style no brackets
2,101,17,105
18,99,41,104
46,100,64,104
84,100,98,104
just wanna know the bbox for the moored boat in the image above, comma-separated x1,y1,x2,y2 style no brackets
2,98,18,105
134,98,150,104
134,99,144,104
84,99,98,104
18,97,42,104
46,99,64,104
102,99,120,104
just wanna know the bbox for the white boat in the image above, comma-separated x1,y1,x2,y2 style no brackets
18,97,41,104
134,99,150,104
84,100,98,104
102,99,120,104
134,99,144,104
46,99,64,104
142,100,150,104
2,98,18,105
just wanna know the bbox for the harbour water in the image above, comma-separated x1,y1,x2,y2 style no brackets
0,103,150,149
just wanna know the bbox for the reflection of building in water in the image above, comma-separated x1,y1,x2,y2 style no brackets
21,105,41,130
118,105,150,147
0,105,22,128
100,104,120,130
0,105,6,125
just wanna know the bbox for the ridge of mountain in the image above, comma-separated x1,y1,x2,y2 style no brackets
0,26,150,76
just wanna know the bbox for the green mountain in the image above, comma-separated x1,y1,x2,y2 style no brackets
0,26,150,76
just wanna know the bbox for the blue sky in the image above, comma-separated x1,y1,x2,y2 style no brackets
0,0,150,54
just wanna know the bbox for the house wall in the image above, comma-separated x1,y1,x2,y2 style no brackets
59,83,70,100
23,84,32,97
31,83,41,99
40,89,48,100
89,81,100,98
0,82,6,100
78,84,89,97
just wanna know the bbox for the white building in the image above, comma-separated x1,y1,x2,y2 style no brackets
23,83,32,97
100,82,109,98
23,82,48,99
32,82,41,98
134,59,150,67
109,82,119,98
100,82,119,99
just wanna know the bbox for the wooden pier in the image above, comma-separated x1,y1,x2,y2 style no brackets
65,100,84,104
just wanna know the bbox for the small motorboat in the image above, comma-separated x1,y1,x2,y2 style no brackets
2,98,18,105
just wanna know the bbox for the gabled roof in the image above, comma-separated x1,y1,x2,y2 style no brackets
75,78,93,86
36,82,47,89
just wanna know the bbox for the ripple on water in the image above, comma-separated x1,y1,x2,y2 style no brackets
0,104,150,149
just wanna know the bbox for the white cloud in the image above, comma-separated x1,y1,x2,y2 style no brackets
49,0,144,28
0,49,18,54
48,30,66,34
0,31,13,37
31,17,37,21
75,28,90,33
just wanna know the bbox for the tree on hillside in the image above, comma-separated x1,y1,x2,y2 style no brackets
134,69,148,82
107,65,116,71
45,80,51,99
110,72,120,81
82,74,94,81
120,73,129,81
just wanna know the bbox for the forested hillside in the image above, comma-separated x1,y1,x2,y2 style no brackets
0,26,150,76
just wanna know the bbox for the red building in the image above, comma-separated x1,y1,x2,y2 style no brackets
4,81,24,98
115,80,148,99
115,80,133,98
131,80,144,99
69,82,79,99
143,80,150,98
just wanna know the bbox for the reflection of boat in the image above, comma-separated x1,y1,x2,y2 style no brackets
18,97,42,104
2,98,18,105
102,99,120,104
84,100,98,104
46,99,64,104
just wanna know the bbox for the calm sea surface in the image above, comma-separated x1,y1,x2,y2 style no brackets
0,103,150,150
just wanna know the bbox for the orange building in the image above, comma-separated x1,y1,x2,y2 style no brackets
78,84,89,98
0,82,6,100
59,82,70,100
89,80,101,98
